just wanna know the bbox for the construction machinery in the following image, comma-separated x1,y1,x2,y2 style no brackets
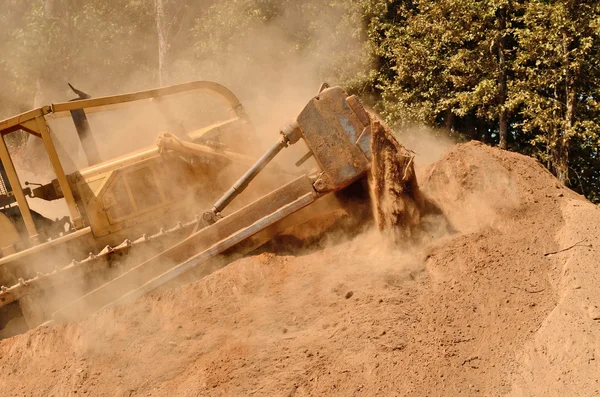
0,81,416,335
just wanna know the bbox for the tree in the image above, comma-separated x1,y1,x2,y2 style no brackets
153,0,190,85
513,0,600,186
187,0,370,93
360,0,521,148
1,0,599,202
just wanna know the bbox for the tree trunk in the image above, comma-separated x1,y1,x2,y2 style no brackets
553,28,578,186
28,0,70,172
34,0,68,107
154,0,167,86
499,109,508,149
497,6,508,150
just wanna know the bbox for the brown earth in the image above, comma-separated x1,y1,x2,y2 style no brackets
370,120,424,238
1,141,599,396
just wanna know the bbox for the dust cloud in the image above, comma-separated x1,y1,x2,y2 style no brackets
0,0,371,334
11,0,371,210
0,0,437,343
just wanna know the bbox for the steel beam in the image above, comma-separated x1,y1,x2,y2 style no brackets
36,116,84,229
51,81,244,118
0,136,40,244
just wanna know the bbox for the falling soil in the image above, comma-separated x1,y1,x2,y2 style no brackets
2,141,600,396
369,120,425,240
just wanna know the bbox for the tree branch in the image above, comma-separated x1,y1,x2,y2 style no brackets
544,238,592,256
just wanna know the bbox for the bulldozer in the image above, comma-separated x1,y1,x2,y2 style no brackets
0,81,419,336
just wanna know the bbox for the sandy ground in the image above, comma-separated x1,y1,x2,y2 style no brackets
1,141,599,396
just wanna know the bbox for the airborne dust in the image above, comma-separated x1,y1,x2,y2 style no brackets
2,2,600,397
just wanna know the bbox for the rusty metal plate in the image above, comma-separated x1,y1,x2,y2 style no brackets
295,87,370,190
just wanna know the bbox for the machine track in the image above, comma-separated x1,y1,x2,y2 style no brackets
0,216,200,308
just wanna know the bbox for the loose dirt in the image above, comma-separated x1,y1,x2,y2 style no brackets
1,141,599,396
370,120,424,240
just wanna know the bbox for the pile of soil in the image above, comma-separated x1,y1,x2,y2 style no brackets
1,141,599,396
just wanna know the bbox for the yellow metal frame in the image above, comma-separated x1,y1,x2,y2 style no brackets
99,161,168,225
0,81,247,248
48,80,245,119
36,116,84,229
0,134,40,244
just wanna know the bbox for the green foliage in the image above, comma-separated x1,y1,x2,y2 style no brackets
356,0,600,202
358,1,518,133
512,1,600,190
0,0,599,202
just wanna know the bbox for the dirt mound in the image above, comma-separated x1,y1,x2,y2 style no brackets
2,141,599,396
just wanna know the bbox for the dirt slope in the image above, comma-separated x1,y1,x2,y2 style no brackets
1,141,599,396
